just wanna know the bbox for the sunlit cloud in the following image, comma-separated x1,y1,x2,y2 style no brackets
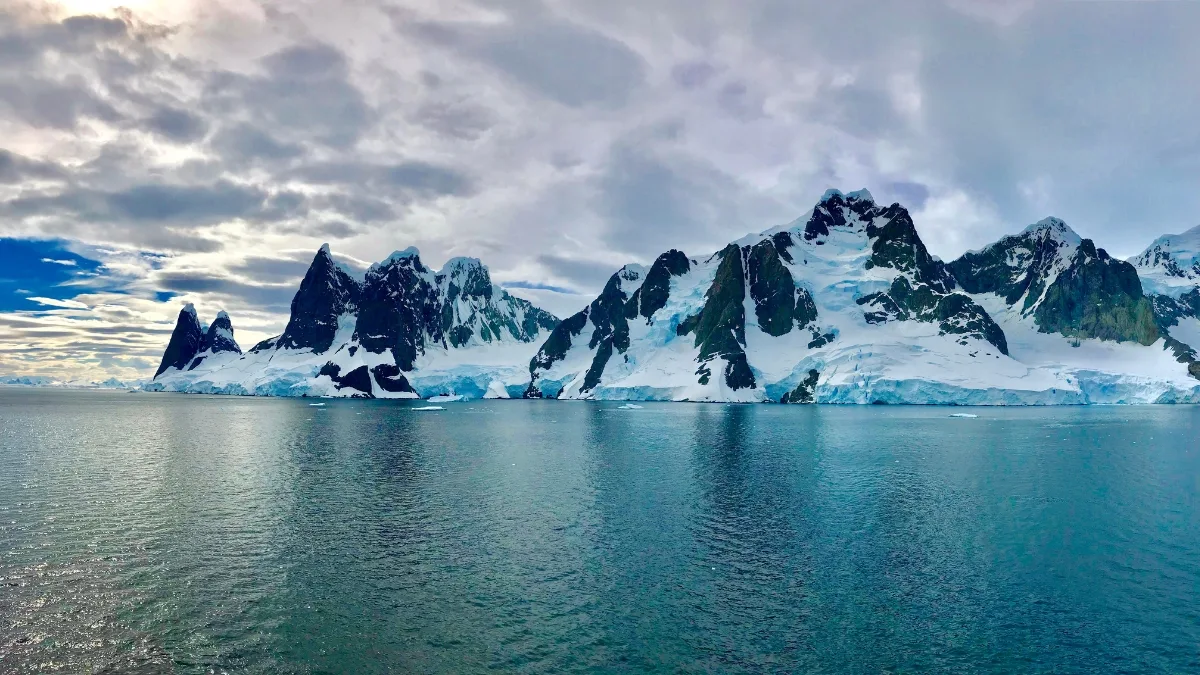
25,297,90,310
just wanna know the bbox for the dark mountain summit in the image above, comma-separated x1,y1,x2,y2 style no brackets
948,219,1159,345
201,311,242,355
273,244,361,354
154,304,204,377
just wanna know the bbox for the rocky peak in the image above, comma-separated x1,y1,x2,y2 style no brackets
950,218,1159,345
948,217,1081,309
200,310,241,355
356,248,442,369
437,257,493,301
803,188,877,241
154,304,205,378
1130,224,1200,298
276,245,362,353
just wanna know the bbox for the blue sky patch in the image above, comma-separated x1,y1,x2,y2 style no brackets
0,238,105,311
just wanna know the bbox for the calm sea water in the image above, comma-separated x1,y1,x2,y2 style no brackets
1,388,1198,674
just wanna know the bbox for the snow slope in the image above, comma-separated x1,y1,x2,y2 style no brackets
526,191,1200,404
1130,224,1200,297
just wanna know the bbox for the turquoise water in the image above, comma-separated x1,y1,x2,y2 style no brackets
1,389,1198,673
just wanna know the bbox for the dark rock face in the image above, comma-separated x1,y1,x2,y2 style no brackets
527,308,590,394
780,369,820,404
677,244,755,390
370,364,415,393
948,219,1079,311
337,365,373,395
1148,288,1200,330
747,239,815,337
858,277,1010,355
949,223,1160,345
354,252,559,372
355,253,442,371
1033,242,1159,345
847,202,1008,355
200,313,242,355
580,267,643,393
277,246,361,354
803,190,876,241
155,306,204,377
316,362,374,395
631,250,691,320
865,205,955,293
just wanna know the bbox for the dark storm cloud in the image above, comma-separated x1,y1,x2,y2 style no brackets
209,123,306,165
314,220,361,240
0,150,65,184
155,271,297,311
0,12,128,67
411,16,646,108
203,43,372,149
0,76,124,130
145,106,208,142
3,181,305,226
314,193,396,223
228,256,312,284
291,161,474,198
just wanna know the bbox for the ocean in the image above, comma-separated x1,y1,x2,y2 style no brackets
1,388,1197,673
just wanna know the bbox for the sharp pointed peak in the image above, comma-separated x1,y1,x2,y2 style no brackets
182,302,196,315
317,243,332,256
1020,217,1081,243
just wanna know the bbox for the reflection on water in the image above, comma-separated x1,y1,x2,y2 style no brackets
1,389,1199,674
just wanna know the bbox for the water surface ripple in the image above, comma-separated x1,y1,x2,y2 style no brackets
1,390,1198,673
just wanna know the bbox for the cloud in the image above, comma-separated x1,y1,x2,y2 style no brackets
145,106,208,142
202,43,373,149
503,280,577,294
0,0,1198,381
410,15,646,108
26,296,89,309
0,150,65,184
41,258,77,266
290,161,474,198
154,271,298,312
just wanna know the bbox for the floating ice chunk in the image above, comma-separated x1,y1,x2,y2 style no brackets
428,394,465,403
309,402,326,407
949,413,978,418
412,405,445,411
617,404,645,409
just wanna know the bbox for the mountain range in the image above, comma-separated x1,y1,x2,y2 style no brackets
147,189,1200,404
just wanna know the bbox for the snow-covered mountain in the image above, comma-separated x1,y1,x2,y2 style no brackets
148,245,559,398
1130,225,1200,297
0,375,143,389
147,191,1200,403
526,191,1200,404
1126,226,1200,376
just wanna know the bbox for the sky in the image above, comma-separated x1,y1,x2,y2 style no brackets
1,0,1198,382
